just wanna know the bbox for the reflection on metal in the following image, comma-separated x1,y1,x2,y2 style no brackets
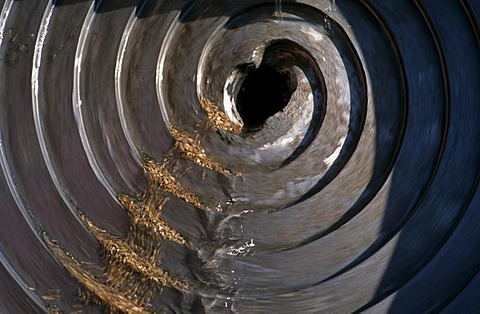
44,96,241,311
2,0,480,312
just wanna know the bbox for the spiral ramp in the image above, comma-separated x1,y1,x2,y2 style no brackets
0,0,480,312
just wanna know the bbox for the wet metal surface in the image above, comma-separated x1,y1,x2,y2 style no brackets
1,0,480,312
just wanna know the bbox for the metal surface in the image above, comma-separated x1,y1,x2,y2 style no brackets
0,0,479,312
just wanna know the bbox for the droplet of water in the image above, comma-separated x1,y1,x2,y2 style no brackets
275,0,284,23
324,0,336,32
324,16,332,32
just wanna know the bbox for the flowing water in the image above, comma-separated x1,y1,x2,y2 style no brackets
1,0,480,313
275,0,283,23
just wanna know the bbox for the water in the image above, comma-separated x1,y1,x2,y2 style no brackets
324,0,337,32
275,0,284,23
2,0,478,312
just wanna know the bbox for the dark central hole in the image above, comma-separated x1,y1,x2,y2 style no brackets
236,65,297,129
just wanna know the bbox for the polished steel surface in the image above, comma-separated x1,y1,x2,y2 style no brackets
0,0,479,312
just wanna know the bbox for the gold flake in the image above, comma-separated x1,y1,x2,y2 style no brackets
48,305,60,314
169,126,241,176
44,98,240,310
142,158,210,211
80,216,188,291
42,294,60,302
118,194,189,247
200,96,243,134
43,234,150,314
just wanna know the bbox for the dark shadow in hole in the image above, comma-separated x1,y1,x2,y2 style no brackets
234,38,326,159
236,64,297,130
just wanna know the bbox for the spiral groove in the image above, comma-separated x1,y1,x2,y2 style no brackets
1,0,480,312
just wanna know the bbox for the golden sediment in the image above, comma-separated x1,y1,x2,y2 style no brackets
169,126,241,176
81,216,188,291
48,305,61,314
42,289,60,301
45,104,241,310
142,157,210,211
200,96,243,134
118,194,189,247
43,234,150,314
